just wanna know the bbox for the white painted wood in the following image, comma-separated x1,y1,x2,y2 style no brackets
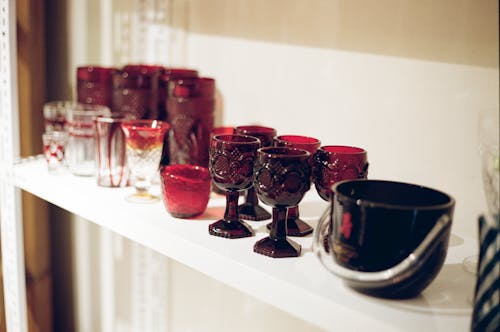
0,1,28,331
13,158,477,331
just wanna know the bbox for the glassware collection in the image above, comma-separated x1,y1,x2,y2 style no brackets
40,63,466,299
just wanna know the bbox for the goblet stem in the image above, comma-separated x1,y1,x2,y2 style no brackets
254,207,301,258
266,205,314,237
269,207,287,240
134,175,151,192
125,175,160,203
238,187,272,221
208,190,253,238
224,190,240,224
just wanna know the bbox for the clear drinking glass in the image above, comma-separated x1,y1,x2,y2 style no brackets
43,100,76,132
42,131,68,174
66,104,111,176
463,108,500,273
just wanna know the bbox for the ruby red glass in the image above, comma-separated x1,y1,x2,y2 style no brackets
312,145,368,252
160,164,211,218
210,127,236,195
77,66,116,108
253,147,311,258
272,135,321,236
208,134,260,238
158,68,199,166
312,145,368,201
234,125,277,221
166,77,215,167
113,65,164,120
121,120,170,203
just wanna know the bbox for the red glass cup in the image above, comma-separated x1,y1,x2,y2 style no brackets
77,66,116,108
272,135,321,236
312,145,368,251
160,164,211,218
208,134,260,238
253,147,311,258
166,77,215,167
234,125,277,221
157,68,199,166
121,120,170,203
112,65,164,120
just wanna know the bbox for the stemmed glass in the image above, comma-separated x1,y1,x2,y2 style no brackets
463,108,499,273
209,126,236,195
253,147,311,258
121,120,170,203
312,145,368,251
271,135,321,236
208,134,261,238
234,125,277,221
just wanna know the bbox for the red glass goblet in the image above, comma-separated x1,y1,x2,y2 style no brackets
253,147,311,258
271,135,321,236
209,134,261,238
210,126,236,195
121,120,170,203
312,145,368,201
234,125,277,221
312,145,368,251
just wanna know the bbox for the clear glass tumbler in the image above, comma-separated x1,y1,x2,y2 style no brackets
66,104,111,176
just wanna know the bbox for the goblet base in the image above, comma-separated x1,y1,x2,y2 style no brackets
238,203,271,221
208,219,254,239
125,192,161,204
253,237,301,258
266,217,313,237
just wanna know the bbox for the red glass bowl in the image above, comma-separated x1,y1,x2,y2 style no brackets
160,164,211,218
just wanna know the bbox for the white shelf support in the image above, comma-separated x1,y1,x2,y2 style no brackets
0,0,28,332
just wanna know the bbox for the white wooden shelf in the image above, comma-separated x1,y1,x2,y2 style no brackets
13,157,477,331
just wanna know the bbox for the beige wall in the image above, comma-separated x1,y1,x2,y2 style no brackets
189,0,498,68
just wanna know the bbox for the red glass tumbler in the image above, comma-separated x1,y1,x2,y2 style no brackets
77,66,116,108
112,65,164,120
166,77,215,167
272,135,321,236
157,68,199,166
234,125,277,221
208,134,260,238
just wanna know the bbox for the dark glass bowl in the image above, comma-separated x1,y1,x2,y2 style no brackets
314,179,455,298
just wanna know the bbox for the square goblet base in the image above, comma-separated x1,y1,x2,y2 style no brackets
253,237,301,258
238,202,272,221
208,219,253,239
